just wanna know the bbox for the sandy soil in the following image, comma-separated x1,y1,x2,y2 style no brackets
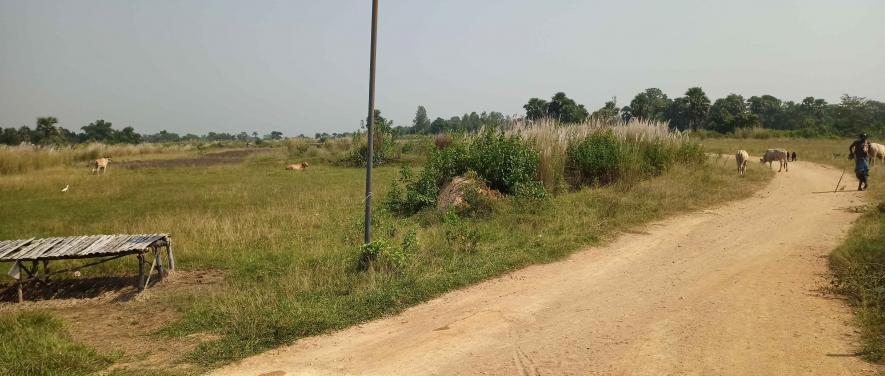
214,161,878,376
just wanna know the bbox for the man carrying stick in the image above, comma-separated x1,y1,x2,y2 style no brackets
849,133,871,191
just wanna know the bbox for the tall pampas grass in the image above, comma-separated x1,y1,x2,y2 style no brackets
496,118,702,192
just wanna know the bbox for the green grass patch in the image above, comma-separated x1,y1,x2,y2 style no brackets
0,311,115,376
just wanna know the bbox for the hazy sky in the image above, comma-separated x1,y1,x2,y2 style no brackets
1,1,883,136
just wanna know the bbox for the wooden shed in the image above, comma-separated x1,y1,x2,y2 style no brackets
0,234,173,302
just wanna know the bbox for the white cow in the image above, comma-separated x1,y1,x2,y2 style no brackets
869,143,885,165
760,149,788,172
735,150,749,176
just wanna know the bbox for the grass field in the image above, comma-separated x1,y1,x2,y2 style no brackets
0,142,773,374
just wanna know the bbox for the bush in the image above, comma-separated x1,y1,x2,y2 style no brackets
357,231,417,272
442,211,481,253
385,144,470,215
467,129,540,194
566,130,620,187
675,141,706,165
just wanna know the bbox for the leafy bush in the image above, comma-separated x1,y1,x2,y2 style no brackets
385,144,470,215
467,129,540,194
357,231,417,272
675,141,706,165
513,180,548,200
566,130,621,187
442,211,481,253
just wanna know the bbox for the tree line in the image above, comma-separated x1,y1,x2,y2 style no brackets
398,88,884,137
0,118,293,146
529,88,885,137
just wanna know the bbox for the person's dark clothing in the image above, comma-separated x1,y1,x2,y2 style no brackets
850,138,871,191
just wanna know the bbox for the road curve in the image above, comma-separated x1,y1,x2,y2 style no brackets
214,161,876,376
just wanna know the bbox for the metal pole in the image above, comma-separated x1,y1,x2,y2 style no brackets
364,0,378,244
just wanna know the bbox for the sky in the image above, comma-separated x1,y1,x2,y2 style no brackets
1,0,883,136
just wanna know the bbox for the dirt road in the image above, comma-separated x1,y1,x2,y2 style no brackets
214,162,875,375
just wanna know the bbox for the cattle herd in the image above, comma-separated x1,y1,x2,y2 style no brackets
735,142,885,176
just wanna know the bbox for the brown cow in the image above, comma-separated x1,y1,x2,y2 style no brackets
91,157,111,175
285,162,309,171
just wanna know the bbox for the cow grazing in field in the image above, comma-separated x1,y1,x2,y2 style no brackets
91,157,110,175
735,150,749,176
869,143,885,165
285,162,309,171
760,149,789,172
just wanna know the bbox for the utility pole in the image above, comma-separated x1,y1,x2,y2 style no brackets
364,0,379,244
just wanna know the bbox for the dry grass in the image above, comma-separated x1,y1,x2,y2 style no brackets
0,143,191,175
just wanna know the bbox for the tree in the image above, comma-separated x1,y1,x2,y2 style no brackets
833,95,874,136
747,95,784,129
0,127,22,145
623,88,671,122
591,100,621,123
81,119,115,142
523,98,549,120
267,131,284,140
35,117,62,145
547,92,589,123
411,105,430,134
429,117,447,133
672,87,711,131
666,97,690,131
707,94,758,133
116,126,142,144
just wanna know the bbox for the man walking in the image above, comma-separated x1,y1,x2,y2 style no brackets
849,133,871,191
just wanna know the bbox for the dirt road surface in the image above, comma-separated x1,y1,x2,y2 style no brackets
214,162,876,376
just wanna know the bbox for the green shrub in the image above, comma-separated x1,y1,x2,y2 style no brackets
513,180,548,200
358,234,415,272
442,211,481,253
566,130,621,187
675,141,706,165
640,141,673,177
467,129,540,194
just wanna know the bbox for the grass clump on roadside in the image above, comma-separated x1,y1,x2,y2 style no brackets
0,311,116,376
829,169,885,362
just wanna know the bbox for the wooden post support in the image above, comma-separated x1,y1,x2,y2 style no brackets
154,247,164,281
15,261,23,303
136,253,146,290
166,243,175,272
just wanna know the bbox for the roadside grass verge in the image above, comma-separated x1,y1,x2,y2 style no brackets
0,150,771,373
830,168,885,362
0,311,116,376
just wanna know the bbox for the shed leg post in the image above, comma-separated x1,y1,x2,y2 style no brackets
154,248,164,281
137,253,145,291
42,260,50,283
16,262,23,303
166,244,175,272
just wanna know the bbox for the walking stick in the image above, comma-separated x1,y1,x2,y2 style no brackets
834,167,846,193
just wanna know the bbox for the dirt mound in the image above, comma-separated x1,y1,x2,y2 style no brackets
436,176,499,210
